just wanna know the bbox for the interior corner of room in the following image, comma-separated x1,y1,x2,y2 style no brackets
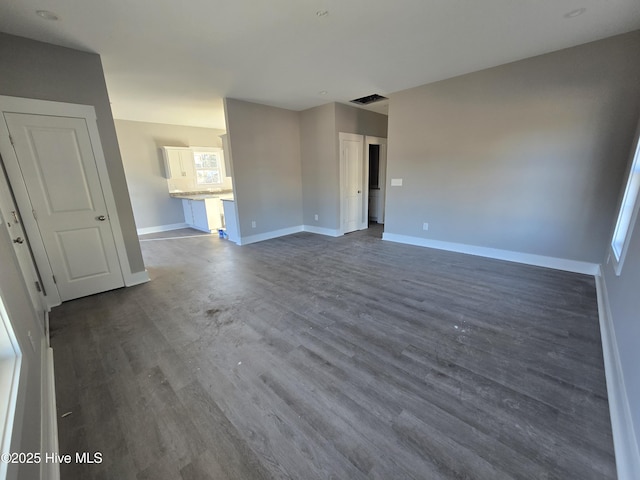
1,17,640,480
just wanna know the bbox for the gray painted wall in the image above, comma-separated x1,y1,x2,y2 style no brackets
334,103,388,139
300,103,338,229
385,31,640,263
0,32,145,273
300,102,388,230
224,98,303,238
0,219,45,480
602,118,640,456
114,120,226,230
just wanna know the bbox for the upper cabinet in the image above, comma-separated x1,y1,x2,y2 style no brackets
162,147,194,180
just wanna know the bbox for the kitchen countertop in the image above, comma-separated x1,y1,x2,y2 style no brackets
170,190,234,200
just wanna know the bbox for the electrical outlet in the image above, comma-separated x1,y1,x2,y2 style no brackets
251,220,256,228
423,222,429,231
314,214,319,221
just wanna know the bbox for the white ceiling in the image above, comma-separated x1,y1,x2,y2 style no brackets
1,1,639,130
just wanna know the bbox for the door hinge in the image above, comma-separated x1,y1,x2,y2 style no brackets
35,281,42,292
52,275,57,284
9,135,14,146
32,209,37,220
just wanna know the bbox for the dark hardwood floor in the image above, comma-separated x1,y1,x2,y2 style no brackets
50,225,616,479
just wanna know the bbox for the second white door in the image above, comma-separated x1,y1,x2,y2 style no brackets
340,133,365,234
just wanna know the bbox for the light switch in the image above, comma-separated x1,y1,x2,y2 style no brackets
391,178,403,186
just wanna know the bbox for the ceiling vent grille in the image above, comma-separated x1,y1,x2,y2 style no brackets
350,94,388,105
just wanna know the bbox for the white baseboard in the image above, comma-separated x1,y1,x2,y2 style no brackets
136,223,187,235
595,273,640,480
124,269,150,287
41,346,60,480
303,225,342,237
381,233,599,275
238,225,304,246
236,224,342,246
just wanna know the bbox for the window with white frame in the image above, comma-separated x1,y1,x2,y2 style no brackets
611,127,640,275
0,293,22,477
193,150,223,185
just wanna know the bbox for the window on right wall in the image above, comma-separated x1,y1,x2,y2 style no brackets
611,125,640,276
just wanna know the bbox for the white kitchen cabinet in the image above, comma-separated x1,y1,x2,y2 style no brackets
182,198,222,233
182,199,194,225
162,147,194,180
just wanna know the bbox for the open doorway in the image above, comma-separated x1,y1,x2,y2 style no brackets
339,133,387,236
366,136,387,226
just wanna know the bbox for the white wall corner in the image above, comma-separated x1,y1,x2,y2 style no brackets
381,233,600,275
595,273,640,480
136,223,188,235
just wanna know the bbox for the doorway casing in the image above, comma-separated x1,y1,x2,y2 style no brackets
365,136,388,224
339,132,388,235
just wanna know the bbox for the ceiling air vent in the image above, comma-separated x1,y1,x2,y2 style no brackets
350,94,388,105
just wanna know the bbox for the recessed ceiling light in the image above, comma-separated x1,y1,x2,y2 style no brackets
564,8,586,18
36,10,59,20
316,10,329,17
319,90,328,95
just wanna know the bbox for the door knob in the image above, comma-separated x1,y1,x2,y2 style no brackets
13,237,24,244
97,215,106,221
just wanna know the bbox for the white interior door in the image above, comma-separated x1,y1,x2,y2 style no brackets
340,133,364,234
3,112,125,302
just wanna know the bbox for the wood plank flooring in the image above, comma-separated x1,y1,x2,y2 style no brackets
50,225,616,479
138,228,213,241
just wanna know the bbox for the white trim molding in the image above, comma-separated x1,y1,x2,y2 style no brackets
136,223,188,235
381,233,599,275
595,273,640,480
302,225,342,237
41,345,60,480
125,270,150,287
238,226,304,246
238,225,345,245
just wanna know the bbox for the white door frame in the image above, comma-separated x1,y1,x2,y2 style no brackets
365,136,388,223
0,168,48,319
0,95,139,308
339,132,367,235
